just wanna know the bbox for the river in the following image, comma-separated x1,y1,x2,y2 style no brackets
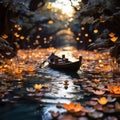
0,48,120,120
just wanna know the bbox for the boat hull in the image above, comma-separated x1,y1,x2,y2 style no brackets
48,54,82,72
49,61,81,72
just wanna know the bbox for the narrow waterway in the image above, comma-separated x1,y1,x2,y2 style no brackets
0,67,90,120
0,49,120,120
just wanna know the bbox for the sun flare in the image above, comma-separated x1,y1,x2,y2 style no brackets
51,0,79,17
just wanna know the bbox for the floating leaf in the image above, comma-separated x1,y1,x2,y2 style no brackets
34,84,42,90
88,111,103,119
26,87,36,92
63,102,85,113
98,97,108,105
108,85,120,95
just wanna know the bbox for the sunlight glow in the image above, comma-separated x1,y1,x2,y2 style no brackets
51,0,76,17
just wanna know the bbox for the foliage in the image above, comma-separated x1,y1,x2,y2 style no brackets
73,0,120,61
0,0,120,63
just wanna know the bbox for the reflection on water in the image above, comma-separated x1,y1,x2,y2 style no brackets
38,68,83,104
0,66,86,120
0,48,120,120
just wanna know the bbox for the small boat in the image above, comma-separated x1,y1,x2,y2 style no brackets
48,53,82,72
